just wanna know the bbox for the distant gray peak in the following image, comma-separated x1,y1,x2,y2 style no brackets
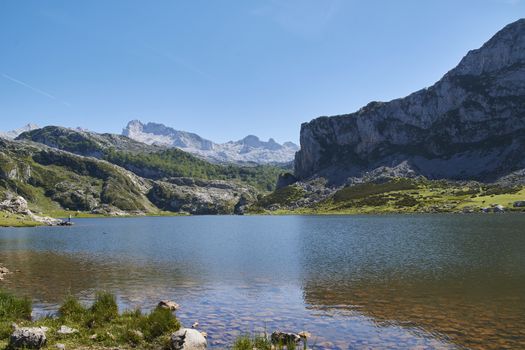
450,18,525,77
122,120,299,164
0,123,39,140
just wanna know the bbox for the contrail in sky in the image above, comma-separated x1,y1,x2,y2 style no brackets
1,72,71,107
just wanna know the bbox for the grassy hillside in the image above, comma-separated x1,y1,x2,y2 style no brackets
17,127,285,192
251,178,525,214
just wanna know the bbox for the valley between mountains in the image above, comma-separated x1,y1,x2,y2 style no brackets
2,19,525,226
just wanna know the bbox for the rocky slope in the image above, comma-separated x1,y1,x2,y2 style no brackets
123,120,299,164
295,19,525,185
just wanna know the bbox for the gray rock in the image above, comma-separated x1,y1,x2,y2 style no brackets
57,325,78,335
0,265,10,280
513,200,525,207
170,328,207,350
55,343,66,350
158,300,180,311
494,204,505,212
9,326,47,349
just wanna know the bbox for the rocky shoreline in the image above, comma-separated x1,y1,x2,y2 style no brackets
0,196,71,227
0,286,312,350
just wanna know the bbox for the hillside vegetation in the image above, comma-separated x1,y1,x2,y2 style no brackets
251,178,525,214
17,126,285,192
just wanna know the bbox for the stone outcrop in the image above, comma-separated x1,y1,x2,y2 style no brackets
148,178,257,215
0,195,62,226
9,326,48,349
295,19,525,185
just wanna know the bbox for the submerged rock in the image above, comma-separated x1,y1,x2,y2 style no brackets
170,328,207,350
271,331,301,345
9,326,47,349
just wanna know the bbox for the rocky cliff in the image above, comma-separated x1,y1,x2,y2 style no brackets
295,19,525,184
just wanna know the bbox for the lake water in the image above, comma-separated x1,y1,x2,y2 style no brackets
1,215,524,349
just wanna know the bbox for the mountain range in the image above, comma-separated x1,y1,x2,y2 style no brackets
1,19,525,221
122,120,299,165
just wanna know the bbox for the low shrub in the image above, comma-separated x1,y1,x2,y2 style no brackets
58,294,87,322
140,306,180,341
90,291,118,324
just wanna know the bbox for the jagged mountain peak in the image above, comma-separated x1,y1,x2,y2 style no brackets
450,18,525,77
123,120,299,164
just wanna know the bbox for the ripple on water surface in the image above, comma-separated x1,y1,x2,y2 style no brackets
0,215,524,349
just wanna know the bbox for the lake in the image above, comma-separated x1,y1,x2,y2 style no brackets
1,215,524,349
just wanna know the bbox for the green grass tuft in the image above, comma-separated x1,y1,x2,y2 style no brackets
0,291,32,321
58,294,88,322
89,291,119,324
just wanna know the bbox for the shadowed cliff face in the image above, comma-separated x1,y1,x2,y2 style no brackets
295,19,525,184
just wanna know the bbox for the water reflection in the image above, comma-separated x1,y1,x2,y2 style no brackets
298,215,525,349
0,215,524,349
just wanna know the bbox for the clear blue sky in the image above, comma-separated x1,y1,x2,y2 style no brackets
0,1,523,143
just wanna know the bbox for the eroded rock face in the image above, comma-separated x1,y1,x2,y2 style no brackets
170,328,207,350
148,178,257,215
295,19,525,185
